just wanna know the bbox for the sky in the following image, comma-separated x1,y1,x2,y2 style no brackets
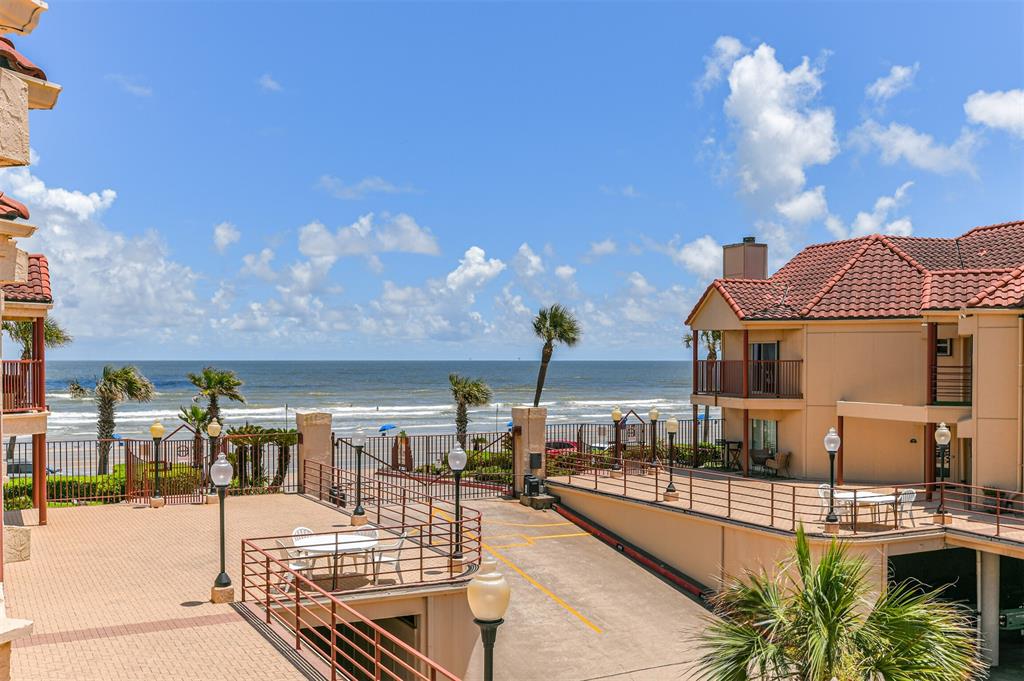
4,1,1023,361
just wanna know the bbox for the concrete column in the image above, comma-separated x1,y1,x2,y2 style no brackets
980,550,1000,667
512,406,546,495
295,412,332,493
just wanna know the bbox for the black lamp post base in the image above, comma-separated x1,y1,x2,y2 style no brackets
214,571,232,588
475,618,503,681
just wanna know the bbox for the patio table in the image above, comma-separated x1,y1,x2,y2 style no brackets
834,490,898,526
292,532,379,590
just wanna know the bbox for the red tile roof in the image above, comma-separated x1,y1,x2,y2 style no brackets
2,253,51,304
0,37,45,80
686,220,1024,324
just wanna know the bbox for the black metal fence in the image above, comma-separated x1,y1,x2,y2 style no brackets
544,418,726,470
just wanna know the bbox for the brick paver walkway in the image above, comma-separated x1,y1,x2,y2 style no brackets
4,494,360,680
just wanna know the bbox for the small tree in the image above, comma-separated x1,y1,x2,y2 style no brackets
532,304,581,407
449,373,492,447
178,404,210,469
695,525,984,680
187,366,245,424
2,317,72,359
684,330,721,442
68,365,155,474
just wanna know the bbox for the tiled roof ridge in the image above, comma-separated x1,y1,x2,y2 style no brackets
876,234,928,273
967,265,1024,307
927,267,1015,275
960,219,1024,238
798,237,879,316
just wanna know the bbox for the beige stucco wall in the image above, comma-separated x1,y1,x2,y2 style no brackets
0,69,28,167
972,314,1022,489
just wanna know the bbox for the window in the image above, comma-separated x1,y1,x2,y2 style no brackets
750,419,778,454
936,338,953,356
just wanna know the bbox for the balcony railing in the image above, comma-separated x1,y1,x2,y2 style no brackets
931,364,972,405
2,359,44,413
694,359,802,398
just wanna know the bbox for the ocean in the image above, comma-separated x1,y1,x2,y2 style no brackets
43,360,703,441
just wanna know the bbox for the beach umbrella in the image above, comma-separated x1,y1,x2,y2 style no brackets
506,420,514,430
379,424,397,433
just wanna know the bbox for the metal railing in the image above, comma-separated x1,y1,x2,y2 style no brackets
546,449,1024,542
241,533,462,681
2,359,43,412
931,364,972,405
693,359,802,398
545,420,727,468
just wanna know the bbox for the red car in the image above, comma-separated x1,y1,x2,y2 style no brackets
545,440,579,460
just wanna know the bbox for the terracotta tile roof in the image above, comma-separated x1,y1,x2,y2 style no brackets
0,36,45,80
0,191,28,220
686,219,1024,323
2,253,51,304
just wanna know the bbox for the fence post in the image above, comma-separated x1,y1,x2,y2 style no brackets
688,470,693,509
770,483,774,527
852,489,858,535
727,478,731,517
331,598,338,681
294,578,302,650
265,554,271,624
791,487,796,530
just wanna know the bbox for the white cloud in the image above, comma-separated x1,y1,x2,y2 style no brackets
554,265,576,280
0,163,202,341
317,175,417,200
213,221,240,253
851,120,978,175
827,181,915,239
586,239,617,259
446,246,506,290
513,243,544,278
865,63,919,103
775,186,828,224
259,73,282,92
600,184,640,198
211,282,234,311
626,272,655,296
105,74,153,98
659,235,722,281
724,44,838,203
696,36,748,94
241,248,277,281
964,89,1024,139
298,213,440,273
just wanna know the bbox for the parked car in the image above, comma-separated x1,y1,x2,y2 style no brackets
544,440,578,460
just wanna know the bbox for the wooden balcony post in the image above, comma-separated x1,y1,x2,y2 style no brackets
742,329,749,398
742,408,749,477
691,328,699,456
32,315,45,410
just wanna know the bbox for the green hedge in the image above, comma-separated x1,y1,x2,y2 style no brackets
2,464,203,508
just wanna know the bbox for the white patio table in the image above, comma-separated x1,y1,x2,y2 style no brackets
292,532,379,589
834,490,898,526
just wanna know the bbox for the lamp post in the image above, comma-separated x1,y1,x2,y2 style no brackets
467,567,511,681
206,419,221,497
824,427,842,525
648,407,659,469
935,422,951,515
664,417,678,500
448,442,467,561
611,406,623,477
210,452,234,599
150,420,165,508
352,430,367,525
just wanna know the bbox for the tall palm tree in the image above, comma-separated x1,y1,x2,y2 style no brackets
68,365,155,474
449,373,492,447
532,304,581,407
187,366,245,424
178,404,210,469
695,525,984,681
2,317,72,359
684,330,722,442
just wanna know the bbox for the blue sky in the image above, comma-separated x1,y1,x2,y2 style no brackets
5,1,1023,360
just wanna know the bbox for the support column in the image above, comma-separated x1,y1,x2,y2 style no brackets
32,434,45,526
691,328,699,459
512,407,546,495
295,412,332,494
926,321,937,404
980,551,1000,668
742,408,749,476
742,329,750,398
925,422,936,500
836,415,844,486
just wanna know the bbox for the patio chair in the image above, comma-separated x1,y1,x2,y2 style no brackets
274,539,314,593
370,531,408,585
765,452,790,478
817,484,849,522
292,526,314,538
885,489,917,528
341,527,379,576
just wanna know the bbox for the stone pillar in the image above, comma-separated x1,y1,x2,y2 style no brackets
980,550,1000,667
295,412,332,493
512,406,546,495
0,70,29,168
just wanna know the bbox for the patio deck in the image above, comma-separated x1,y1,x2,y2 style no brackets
546,462,1024,547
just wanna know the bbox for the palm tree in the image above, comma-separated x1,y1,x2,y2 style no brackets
187,366,245,424
68,365,155,474
2,317,72,359
449,373,492,447
695,525,984,681
178,404,210,469
684,330,722,443
531,304,581,407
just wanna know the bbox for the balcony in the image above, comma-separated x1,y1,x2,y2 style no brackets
931,364,972,406
2,358,44,412
694,359,803,399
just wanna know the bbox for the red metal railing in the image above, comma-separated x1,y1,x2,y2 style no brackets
931,364,972,405
2,359,43,412
241,531,462,681
547,449,1024,542
693,359,802,398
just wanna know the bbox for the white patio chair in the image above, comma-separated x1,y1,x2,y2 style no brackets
371,531,408,585
885,489,917,527
292,526,314,538
817,483,849,522
274,539,313,593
